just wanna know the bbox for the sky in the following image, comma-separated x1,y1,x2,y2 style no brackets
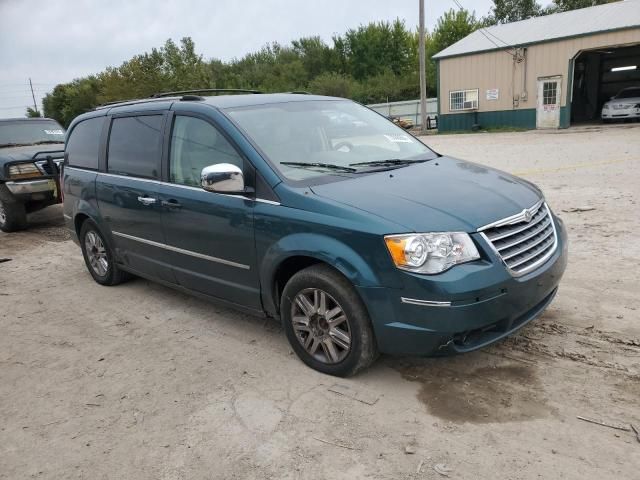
0,0,496,119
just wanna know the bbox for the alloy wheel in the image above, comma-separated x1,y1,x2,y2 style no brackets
84,230,109,277
290,288,351,364
0,201,6,226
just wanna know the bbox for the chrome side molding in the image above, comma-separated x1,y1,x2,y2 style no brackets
401,297,452,307
112,231,250,270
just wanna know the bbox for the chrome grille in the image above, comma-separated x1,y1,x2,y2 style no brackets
480,201,557,276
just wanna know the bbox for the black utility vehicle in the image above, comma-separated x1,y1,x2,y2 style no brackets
0,118,65,232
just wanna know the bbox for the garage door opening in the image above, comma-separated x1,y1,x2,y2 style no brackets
570,43,640,125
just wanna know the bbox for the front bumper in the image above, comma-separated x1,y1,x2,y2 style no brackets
602,108,640,119
4,178,60,204
358,214,568,356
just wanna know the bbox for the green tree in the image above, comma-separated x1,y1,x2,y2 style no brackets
431,9,481,54
43,77,101,127
291,36,338,78
25,107,41,118
335,19,416,80
426,9,481,97
97,37,210,103
545,0,620,13
308,72,359,98
485,0,543,24
43,11,485,126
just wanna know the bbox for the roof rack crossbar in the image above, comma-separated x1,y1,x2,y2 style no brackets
151,88,262,98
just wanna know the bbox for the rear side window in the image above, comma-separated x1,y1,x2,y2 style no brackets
169,115,244,187
107,115,163,178
66,117,104,169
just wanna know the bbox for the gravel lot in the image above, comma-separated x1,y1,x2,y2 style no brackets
1,124,639,479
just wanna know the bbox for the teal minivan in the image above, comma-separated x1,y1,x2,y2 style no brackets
62,91,567,376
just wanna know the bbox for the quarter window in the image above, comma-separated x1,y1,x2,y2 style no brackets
107,115,163,178
449,89,479,111
66,117,105,169
169,116,243,187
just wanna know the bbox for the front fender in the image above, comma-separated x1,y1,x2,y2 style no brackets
259,233,385,316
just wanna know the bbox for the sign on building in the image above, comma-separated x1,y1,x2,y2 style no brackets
486,89,499,100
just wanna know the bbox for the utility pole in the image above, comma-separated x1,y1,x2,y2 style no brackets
418,0,427,134
28,78,40,117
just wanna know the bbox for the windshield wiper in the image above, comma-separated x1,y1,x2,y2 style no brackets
349,158,429,167
280,162,357,173
32,140,64,145
0,141,64,148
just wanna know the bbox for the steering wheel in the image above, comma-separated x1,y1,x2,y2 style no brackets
333,141,355,153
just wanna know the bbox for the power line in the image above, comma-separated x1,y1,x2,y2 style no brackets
0,105,34,110
450,0,517,58
0,82,57,87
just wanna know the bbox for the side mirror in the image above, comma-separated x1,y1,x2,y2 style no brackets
201,163,245,193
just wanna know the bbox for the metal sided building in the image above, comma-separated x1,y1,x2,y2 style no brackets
433,0,640,131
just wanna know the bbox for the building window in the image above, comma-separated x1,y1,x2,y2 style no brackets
542,82,558,105
449,89,479,111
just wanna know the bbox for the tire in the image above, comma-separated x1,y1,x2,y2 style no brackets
0,184,28,232
79,220,130,286
281,264,378,377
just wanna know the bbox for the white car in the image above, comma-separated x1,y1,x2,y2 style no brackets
601,87,640,123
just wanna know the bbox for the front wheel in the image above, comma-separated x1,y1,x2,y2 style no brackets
0,185,27,232
281,264,378,377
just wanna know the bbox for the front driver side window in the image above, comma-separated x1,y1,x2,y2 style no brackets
169,116,243,187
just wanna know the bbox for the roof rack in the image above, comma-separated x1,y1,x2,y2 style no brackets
95,97,178,110
151,88,261,98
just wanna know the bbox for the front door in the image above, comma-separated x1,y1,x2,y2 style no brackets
96,113,174,282
159,114,261,309
536,76,562,129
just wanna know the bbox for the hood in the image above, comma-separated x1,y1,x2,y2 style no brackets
604,97,640,107
0,144,65,163
310,156,542,232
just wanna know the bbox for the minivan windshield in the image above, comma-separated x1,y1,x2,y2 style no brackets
0,119,65,147
226,100,437,181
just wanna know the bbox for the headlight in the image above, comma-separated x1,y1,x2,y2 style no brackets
384,232,480,274
603,104,610,110
8,162,41,180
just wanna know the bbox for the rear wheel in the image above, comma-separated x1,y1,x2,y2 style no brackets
281,264,378,377
0,185,27,232
79,220,130,286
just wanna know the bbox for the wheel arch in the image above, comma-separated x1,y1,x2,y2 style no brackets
74,212,91,237
260,233,383,318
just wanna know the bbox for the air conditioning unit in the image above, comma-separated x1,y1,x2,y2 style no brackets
463,100,477,110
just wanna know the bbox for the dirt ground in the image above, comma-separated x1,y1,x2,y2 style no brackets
1,124,639,480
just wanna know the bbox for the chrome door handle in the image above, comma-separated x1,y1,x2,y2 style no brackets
137,196,157,206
